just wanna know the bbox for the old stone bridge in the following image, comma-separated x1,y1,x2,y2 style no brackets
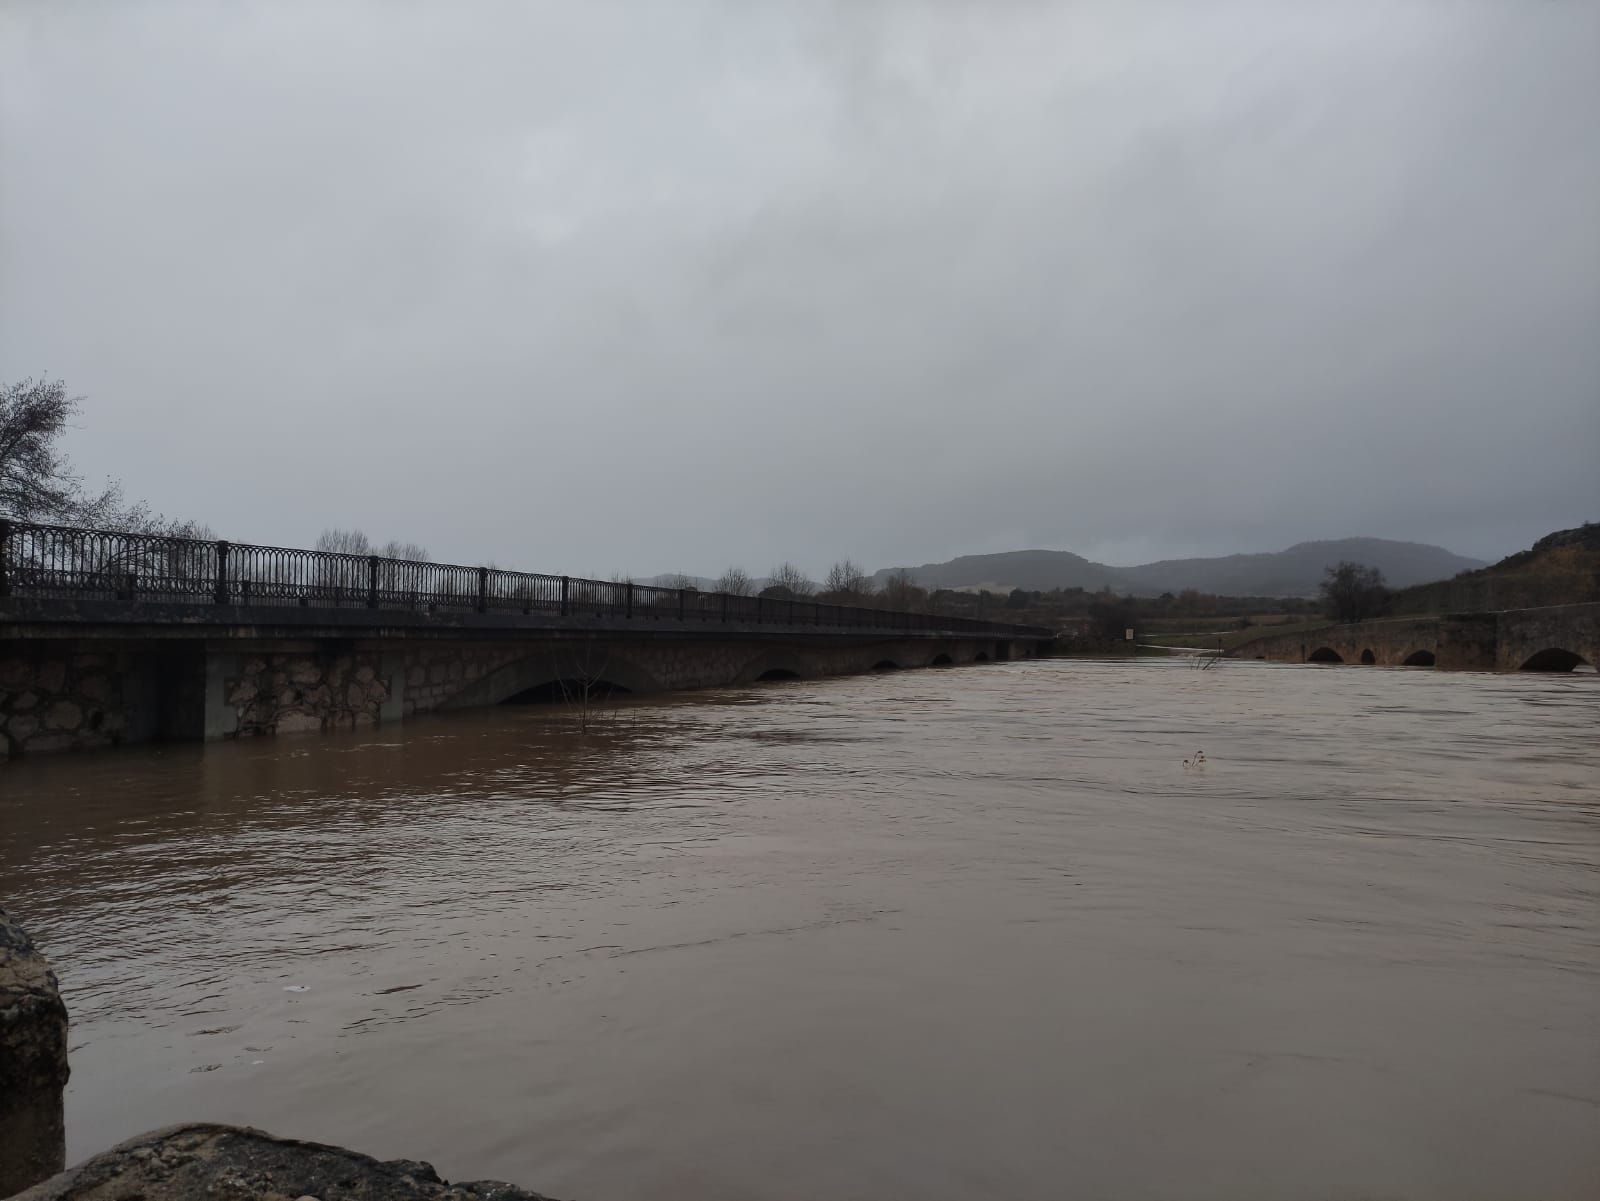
0,521,1051,758
1226,602,1600,672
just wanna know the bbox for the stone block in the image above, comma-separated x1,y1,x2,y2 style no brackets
355,665,376,684
5,715,40,743
274,712,321,735
287,659,321,686
36,662,67,693
43,703,82,732
227,680,258,705
0,662,32,691
406,666,425,687
12,692,38,710
78,677,111,703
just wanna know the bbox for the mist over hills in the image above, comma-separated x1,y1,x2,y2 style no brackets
875,538,1487,598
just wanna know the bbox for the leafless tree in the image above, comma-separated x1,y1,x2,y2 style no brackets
880,568,925,611
0,377,81,521
659,572,699,591
767,562,815,598
716,566,754,596
822,558,873,601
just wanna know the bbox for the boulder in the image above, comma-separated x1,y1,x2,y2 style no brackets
12,1124,560,1201
0,907,70,1196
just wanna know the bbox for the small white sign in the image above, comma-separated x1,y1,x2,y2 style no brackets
1124,628,1135,641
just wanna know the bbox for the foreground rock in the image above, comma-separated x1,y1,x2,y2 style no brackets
12,1124,560,1201
0,907,70,1196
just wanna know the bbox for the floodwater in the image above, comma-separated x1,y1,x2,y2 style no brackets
2,658,1597,1201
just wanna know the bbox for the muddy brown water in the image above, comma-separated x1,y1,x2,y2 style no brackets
2,658,1597,1200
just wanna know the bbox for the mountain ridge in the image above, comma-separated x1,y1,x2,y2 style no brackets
875,537,1486,598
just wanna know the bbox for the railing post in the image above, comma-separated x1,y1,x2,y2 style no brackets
0,519,11,599
678,588,686,621
368,556,380,609
560,576,570,617
721,592,729,623
625,582,634,619
213,540,230,604
755,595,762,624
477,566,489,614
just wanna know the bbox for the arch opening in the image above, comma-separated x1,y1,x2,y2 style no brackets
756,668,801,681
930,654,954,666
1519,647,1593,673
1402,650,1435,667
871,660,901,672
1359,649,1376,665
501,679,633,704
1307,647,1343,664
974,652,990,662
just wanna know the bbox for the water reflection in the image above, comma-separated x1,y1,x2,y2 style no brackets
2,660,1597,1200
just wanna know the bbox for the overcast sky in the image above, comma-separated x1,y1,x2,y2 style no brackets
2,2,1596,579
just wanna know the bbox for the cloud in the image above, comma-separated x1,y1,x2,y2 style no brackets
2,0,1595,576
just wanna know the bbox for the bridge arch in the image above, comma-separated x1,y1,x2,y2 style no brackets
871,659,901,671
732,650,813,685
1518,647,1594,673
930,653,954,666
1402,650,1436,667
1360,649,1376,664
1307,647,1343,664
974,651,990,662
448,648,665,709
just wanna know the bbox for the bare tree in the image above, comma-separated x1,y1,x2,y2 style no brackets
316,527,372,556
659,572,699,591
766,562,815,599
716,566,754,596
880,568,925,611
377,540,430,562
0,377,81,521
1320,561,1390,623
822,558,873,601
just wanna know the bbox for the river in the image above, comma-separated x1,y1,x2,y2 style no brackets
1,658,1596,1200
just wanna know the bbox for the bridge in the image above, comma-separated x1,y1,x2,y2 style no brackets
0,521,1053,758
1226,602,1600,672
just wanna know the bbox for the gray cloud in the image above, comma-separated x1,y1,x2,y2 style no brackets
3,1,1595,579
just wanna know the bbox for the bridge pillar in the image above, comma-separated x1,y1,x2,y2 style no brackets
1436,614,1499,672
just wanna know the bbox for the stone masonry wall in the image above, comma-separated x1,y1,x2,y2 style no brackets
219,649,398,738
2,633,1034,756
0,649,140,759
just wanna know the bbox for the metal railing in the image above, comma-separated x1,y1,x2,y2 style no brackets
0,519,1052,639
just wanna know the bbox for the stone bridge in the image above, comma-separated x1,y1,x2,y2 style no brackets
0,600,1049,758
1227,602,1600,672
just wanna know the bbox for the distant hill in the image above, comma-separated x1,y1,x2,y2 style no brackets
876,538,1486,598
1393,522,1598,613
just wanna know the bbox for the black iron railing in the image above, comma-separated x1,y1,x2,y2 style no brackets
0,519,1052,639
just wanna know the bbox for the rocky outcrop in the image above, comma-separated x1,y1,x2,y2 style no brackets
0,908,70,1196
11,1124,559,1201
